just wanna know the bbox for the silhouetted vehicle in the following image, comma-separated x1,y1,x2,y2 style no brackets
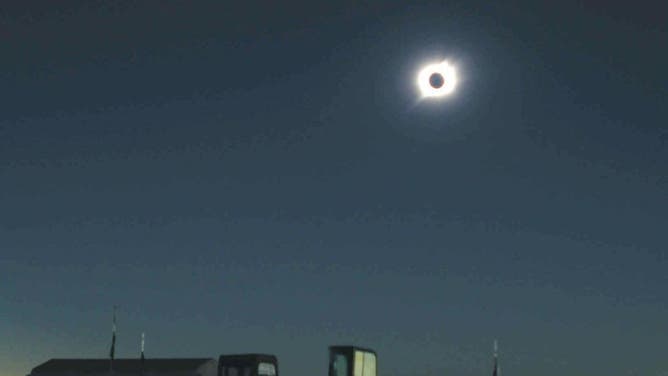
217,346,377,376
29,345,376,376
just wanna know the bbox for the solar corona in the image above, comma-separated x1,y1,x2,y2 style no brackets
417,60,457,98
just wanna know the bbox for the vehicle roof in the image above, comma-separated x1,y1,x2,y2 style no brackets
32,358,214,374
218,354,278,363
328,346,377,355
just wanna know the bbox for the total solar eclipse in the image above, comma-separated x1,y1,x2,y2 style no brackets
417,60,457,98
429,73,444,88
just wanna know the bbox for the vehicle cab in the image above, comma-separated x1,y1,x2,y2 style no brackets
328,346,377,376
218,354,279,376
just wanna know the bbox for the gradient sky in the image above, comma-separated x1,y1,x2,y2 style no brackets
1,2,667,376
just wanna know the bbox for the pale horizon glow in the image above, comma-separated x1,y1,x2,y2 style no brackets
417,60,457,98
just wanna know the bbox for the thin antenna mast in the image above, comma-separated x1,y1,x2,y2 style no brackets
109,306,117,372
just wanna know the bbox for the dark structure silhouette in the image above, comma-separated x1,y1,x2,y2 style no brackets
30,358,216,376
28,345,374,376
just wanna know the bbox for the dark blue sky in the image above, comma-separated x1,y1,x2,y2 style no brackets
1,2,667,376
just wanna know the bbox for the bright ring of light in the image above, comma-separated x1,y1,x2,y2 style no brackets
417,60,457,98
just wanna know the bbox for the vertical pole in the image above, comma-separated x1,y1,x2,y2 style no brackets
110,306,117,373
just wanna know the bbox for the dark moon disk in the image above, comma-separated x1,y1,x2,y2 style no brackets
429,73,444,88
